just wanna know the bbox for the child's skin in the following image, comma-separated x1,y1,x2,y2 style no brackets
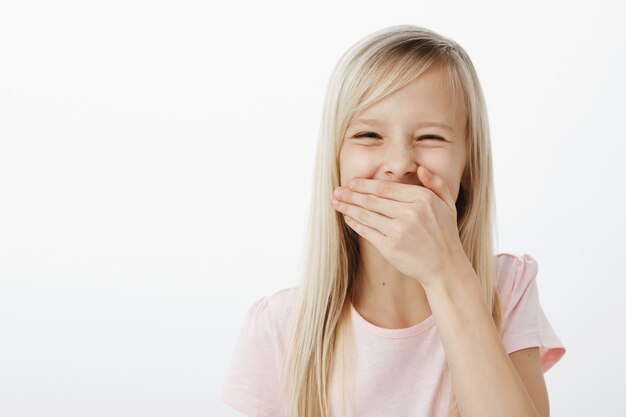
336,62,468,329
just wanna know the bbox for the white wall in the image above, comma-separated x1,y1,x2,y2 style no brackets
0,0,624,416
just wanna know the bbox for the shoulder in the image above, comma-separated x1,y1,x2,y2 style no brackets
245,286,299,316
265,286,300,320
494,251,566,372
266,286,300,304
495,251,539,296
250,286,300,348
495,251,538,274
221,288,300,415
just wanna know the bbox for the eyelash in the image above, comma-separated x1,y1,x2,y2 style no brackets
353,132,444,141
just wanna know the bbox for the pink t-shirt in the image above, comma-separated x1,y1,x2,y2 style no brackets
220,252,566,417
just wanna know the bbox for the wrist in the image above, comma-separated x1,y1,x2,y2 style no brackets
422,254,477,296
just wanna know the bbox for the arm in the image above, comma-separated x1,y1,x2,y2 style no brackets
509,347,550,417
423,259,547,417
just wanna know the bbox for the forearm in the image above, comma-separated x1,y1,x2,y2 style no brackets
422,260,540,417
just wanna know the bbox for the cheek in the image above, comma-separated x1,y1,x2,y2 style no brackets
339,146,378,185
423,157,462,191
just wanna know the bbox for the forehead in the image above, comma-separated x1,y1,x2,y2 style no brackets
349,65,466,134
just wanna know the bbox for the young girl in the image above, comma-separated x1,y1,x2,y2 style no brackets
220,24,566,417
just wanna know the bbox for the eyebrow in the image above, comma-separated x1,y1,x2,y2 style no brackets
351,118,455,133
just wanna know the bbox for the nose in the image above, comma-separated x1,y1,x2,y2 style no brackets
382,142,419,182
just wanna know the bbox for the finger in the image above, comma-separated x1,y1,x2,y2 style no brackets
417,166,457,213
348,178,417,203
336,187,405,219
343,214,386,249
333,198,394,237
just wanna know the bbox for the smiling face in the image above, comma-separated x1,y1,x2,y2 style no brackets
339,63,468,203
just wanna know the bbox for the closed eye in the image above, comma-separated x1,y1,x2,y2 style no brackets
353,132,445,140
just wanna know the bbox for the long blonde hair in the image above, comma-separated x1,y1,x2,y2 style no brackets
280,24,502,417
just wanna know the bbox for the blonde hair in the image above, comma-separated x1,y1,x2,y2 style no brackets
280,24,502,417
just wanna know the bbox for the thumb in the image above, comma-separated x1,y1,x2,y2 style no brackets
417,165,456,213
418,165,433,184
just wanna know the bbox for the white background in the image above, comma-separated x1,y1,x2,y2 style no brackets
1,0,624,416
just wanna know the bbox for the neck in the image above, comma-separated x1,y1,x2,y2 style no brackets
350,238,430,328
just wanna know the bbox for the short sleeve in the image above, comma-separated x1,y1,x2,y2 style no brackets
220,296,284,417
499,253,566,373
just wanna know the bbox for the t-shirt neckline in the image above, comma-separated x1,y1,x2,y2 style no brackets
349,301,436,338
